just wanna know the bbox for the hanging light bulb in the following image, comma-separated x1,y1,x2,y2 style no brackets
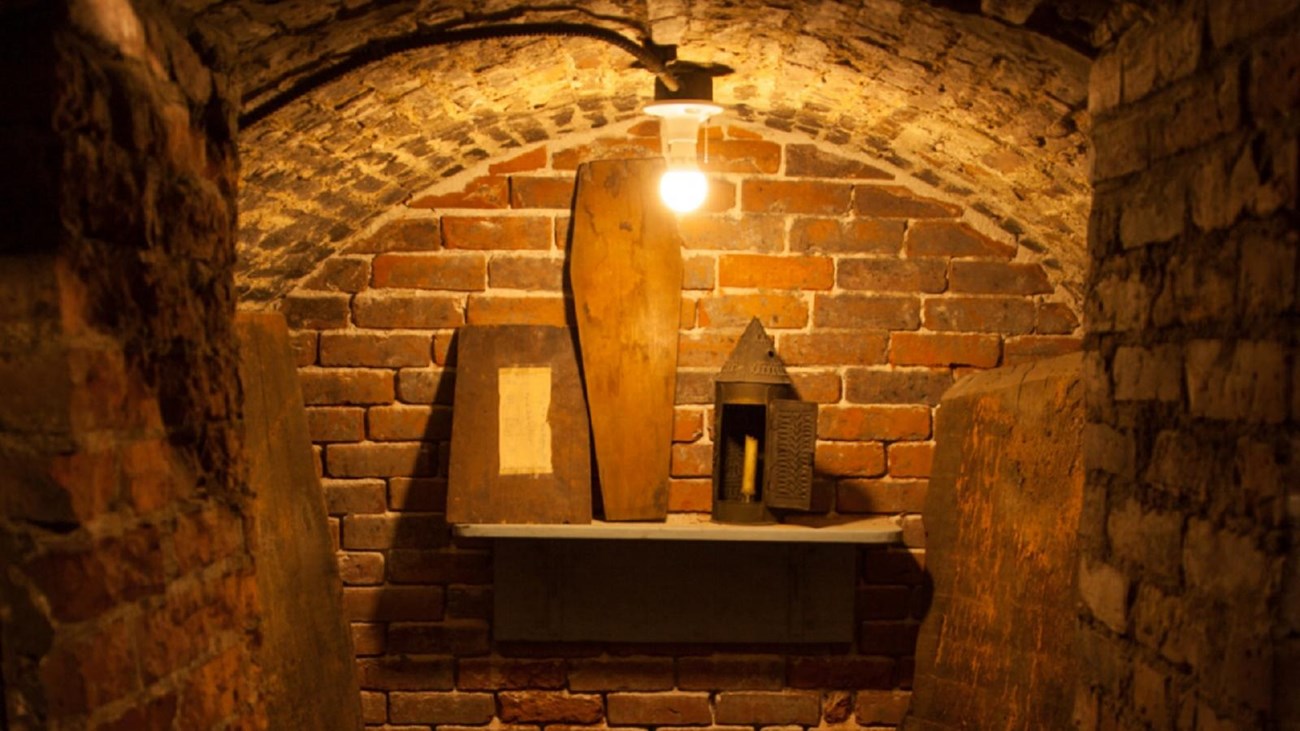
644,67,723,214
659,165,710,213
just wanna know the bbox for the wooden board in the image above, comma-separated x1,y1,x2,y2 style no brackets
446,325,592,525
569,158,683,521
235,311,362,730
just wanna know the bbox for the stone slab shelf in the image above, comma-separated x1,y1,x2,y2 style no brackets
452,514,902,544
457,515,903,644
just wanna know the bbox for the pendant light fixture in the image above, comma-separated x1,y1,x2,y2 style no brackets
643,65,722,214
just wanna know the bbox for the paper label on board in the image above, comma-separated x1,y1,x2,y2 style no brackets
498,366,553,475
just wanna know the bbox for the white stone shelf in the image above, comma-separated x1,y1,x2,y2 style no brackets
453,514,902,544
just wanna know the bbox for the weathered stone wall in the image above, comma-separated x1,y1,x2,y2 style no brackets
278,119,1082,727
0,1,264,728
1079,0,1300,727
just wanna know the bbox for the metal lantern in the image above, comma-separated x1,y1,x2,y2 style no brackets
711,319,816,524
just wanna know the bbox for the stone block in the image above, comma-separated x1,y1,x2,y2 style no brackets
1078,557,1129,634
1185,339,1288,423
606,691,712,724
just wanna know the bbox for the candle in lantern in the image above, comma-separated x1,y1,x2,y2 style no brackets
740,434,759,501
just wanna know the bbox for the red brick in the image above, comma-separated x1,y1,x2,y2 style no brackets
342,586,445,622
742,180,851,215
358,656,454,690
1003,335,1082,364
1036,302,1080,334
671,442,713,477
569,658,675,691
838,258,947,293
389,477,448,512
552,137,660,169
360,690,387,724
861,548,926,584
680,298,697,328
817,406,931,441
695,179,738,213
388,550,492,584
788,657,895,689
498,691,604,723
853,185,960,218
678,215,784,252
813,294,920,330
890,332,1001,368
844,368,953,405
434,331,457,365
786,144,892,179
488,255,565,290
902,514,926,548
669,479,712,512
352,623,385,656
466,295,570,325
347,217,441,254
171,508,245,574
306,406,365,442
442,216,552,250
368,404,453,441
677,656,786,690
29,530,166,623
327,442,437,478
352,291,465,329
677,331,738,368
700,139,781,173
905,220,1016,258
673,409,705,442
342,513,449,549
489,146,547,174
321,478,387,515
337,551,385,585
388,621,491,655
410,176,509,209
301,258,370,293
888,442,934,478
719,254,834,289
859,620,921,655
949,261,1052,295
298,369,394,407
683,255,716,289
815,442,886,477
675,370,716,405
281,293,351,329
510,176,575,209
715,691,821,725
371,252,486,290
777,331,888,366
458,658,566,690
789,371,843,403
855,690,912,725
289,330,318,366
837,479,928,513
922,296,1036,333
397,367,455,404
607,692,713,725
389,691,495,724
789,218,903,254
698,294,808,329
320,332,433,367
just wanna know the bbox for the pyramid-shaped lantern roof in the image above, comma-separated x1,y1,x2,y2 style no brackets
716,318,792,385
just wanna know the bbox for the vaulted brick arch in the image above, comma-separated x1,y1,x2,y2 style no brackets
194,0,1096,307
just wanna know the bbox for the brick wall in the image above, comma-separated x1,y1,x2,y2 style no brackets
1079,0,1299,727
0,2,264,728
280,120,1080,727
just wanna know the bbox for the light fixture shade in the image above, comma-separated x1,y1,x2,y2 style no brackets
643,67,723,214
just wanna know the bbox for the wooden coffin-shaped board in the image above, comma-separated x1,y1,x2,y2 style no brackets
570,158,683,521
447,325,592,525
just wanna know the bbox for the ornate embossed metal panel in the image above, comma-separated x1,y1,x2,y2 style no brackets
765,399,816,511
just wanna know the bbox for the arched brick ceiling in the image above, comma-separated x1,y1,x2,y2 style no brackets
181,0,1132,308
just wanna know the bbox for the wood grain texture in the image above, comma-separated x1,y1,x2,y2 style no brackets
235,311,363,730
569,158,683,521
907,353,1083,731
446,325,592,525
